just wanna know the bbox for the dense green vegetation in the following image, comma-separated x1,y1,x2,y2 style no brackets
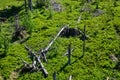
0,0,120,80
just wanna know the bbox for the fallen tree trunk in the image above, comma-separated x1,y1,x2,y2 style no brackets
40,25,68,62
25,45,48,78
32,52,48,78
68,75,72,80
44,25,68,52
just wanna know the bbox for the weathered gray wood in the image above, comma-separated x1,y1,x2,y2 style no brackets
34,53,48,78
40,26,67,62
109,54,119,63
68,75,72,80
25,45,48,77
41,49,48,62
77,15,82,24
44,26,68,52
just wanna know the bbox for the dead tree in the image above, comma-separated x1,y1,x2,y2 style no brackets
24,0,28,14
44,26,67,52
68,43,71,65
82,26,86,57
40,26,68,62
35,53,48,78
40,49,48,62
25,45,35,61
68,75,72,80
24,45,48,77
53,71,56,80
28,0,33,11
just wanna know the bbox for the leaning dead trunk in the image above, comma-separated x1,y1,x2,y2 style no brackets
40,26,68,62
37,56,48,78
44,26,68,52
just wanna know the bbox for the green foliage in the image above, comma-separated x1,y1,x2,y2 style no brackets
22,12,34,34
0,0,120,80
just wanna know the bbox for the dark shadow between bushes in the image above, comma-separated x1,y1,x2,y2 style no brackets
0,4,24,19
0,53,6,59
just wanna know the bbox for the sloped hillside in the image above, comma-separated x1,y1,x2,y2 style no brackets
0,0,120,80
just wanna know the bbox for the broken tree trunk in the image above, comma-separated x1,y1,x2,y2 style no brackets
44,26,68,52
25,45,35,61
68,75,72,80
34,53,48,78
25,45,48,78
41,26,68,62
82,26,86,57
68,43,71,65
28,0,33,11
53,71,56,80
24,0,28,14
40,49,48,62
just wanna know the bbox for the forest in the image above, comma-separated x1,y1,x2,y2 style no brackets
0,0,120,80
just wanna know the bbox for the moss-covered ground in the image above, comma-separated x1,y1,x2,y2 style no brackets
0,0,120,80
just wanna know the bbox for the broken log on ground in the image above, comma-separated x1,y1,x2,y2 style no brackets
44,25,68,52
40,26,68,62
109,54,119,63
24,45,48,78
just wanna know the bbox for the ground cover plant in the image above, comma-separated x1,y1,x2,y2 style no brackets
0,0,120,80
